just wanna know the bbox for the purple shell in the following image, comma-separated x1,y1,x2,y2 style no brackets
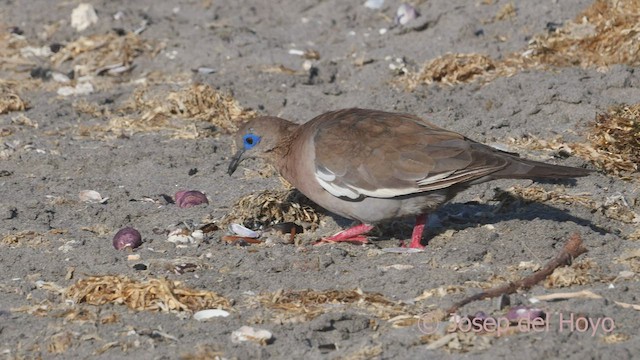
175,190,209,208
113,227,142,250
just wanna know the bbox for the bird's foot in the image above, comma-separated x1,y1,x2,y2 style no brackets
314,224,374,245
399,213,428,249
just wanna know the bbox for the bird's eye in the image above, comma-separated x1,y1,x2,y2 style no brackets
242,133,261,150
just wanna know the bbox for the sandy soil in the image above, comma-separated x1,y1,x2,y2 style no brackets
1,0,639,359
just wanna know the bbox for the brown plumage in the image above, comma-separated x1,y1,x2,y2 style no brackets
228,108,592,248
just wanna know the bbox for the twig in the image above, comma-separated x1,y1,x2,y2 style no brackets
447,233,588,314
532,290,602,301
532,290,640,311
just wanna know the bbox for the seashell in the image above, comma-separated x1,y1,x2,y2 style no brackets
96,63,135,76
79,190,108,203
230,223,260,238
71,3,99,32
193,309,230,321
167,234,194,244
127,254,141,261
192,67,216,74
58,82,94,96
505,306,545,323
381,247,424,253
51,72,70,83
191,229,204,241
175,190,209,208
231,326,273,345
288,49,305,56
113,227,142,250
364,0,384,10
395,3,420,25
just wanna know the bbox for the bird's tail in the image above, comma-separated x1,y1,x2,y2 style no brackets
492,156,593,179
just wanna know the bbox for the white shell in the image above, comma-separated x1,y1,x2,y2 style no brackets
364,0,384,10
230,224,260,238
288,49,305,56
167,234,194,244
193,309,230,321
191,230,204,241
71,3,99,32
52,72,71,83
79,190,108,203
396,3,419,25
231,326,273,344
381,247,424,254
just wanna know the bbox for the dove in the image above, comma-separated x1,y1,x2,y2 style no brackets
228,108,591,248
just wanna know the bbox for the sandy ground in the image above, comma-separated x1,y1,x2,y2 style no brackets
1,0,639,359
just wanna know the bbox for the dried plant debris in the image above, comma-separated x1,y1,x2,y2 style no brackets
65,275,230,312
511,103,640,178
255,288,411,323
496,185,639,225
494,2,517,21
50,32,159,76
589,104,640,174
222,189,322,229
614,249,640,273
406,0,640,87
97,84,254,138
180,344,225,360
0,81,29,114
334,345,383,360
421,332,493,353
47,331,74,354
602,333,631,344
0,32,37,72
448,233,588,314
2,29,160,97
71,84,253,138
2,230,49,247
544,259,601,288
410,54,510,86
0,92,28,114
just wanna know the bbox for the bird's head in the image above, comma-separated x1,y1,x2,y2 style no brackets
227,116,296,175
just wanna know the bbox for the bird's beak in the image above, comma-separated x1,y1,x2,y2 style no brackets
227,149,245,175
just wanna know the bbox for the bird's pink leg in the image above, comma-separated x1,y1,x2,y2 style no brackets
315,223,374,245
402,214,428,249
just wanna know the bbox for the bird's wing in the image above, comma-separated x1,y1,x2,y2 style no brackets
311,109,510,199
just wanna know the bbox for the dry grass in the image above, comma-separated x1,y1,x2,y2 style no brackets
65,275,231,312
0,80,29,114
2,230,49,247
120,84,254,133
0,92,28,114
544,259,601,288
406,0,640,87
4,26,253,139
254,288,410,322
589,103,640,173
78,83,255,138
221,189,322,229
50,32,160,76
508,102,640,178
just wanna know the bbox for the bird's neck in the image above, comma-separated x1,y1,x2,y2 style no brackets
272,124,300,183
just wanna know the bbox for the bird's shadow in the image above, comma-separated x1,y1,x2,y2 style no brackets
328,187,609,242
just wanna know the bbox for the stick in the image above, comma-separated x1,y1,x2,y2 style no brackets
447,233,588,314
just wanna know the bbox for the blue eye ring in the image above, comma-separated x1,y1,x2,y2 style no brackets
242,133,261,150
